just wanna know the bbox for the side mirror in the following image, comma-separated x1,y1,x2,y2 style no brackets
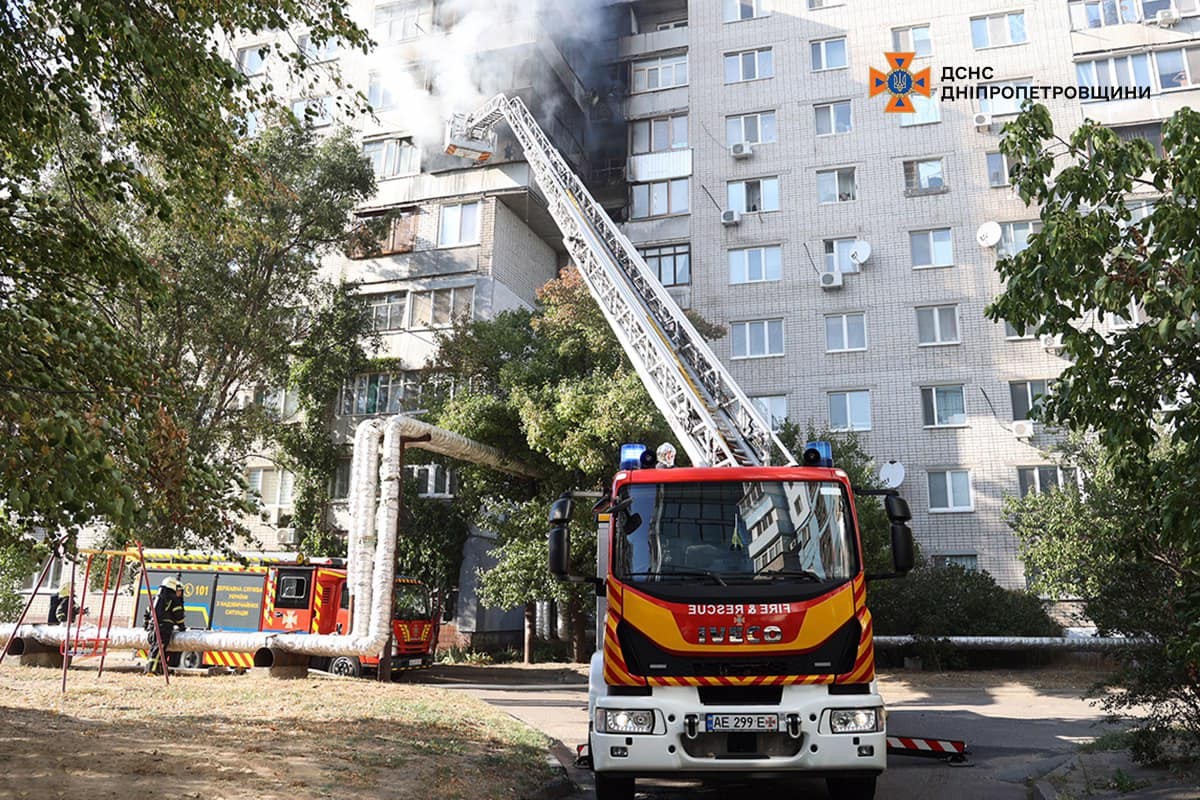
441,589,457,623
549,494,574,525
884,494,912,523
548,524,570,579
891,523,915,574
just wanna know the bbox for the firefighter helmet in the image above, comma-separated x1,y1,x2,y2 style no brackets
57,582,73,598
162,577,183,592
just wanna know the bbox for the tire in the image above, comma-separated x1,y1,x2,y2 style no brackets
825,775,877,800
329,655,362,678
594,773,634,800
181,652,203,669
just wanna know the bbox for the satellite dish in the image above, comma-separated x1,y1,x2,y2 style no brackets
878,460,906,489
976,221,1002,248
848,240,872,265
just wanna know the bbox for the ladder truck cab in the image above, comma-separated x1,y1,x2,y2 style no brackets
549,445,915,800
445,96,916,799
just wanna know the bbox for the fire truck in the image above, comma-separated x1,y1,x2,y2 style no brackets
446,98,916,799
135,552,439,676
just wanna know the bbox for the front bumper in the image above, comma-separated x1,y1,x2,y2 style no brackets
590,684,886,775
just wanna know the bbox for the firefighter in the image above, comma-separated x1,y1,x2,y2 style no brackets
144,576,186,675
50,581,84,625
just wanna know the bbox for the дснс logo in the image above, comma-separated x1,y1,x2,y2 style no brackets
869,52,931,113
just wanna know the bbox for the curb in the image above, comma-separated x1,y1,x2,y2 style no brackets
528,740,588,800
1031,754,1081,800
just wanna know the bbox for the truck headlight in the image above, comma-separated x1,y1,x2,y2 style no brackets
829,708,882,733
597,708,655,734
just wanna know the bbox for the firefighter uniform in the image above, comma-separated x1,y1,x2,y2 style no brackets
145,577,186,675
51,582,80,625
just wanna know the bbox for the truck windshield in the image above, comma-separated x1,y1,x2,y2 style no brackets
612,480,858,583
393,584,430,619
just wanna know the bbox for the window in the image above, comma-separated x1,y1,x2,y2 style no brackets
247,467,265,498
970,11,1028,48
978,79,1033,116
900,95,941,126
290,97,333,127
829,390,871,431
1069,0,1140,27
631,178,689,218
408,464,455,497
751,395,788,432
727,177,780,213
351,208,418,257
933,554,979,570
363,137,420,178
332,458,352,500
987,152,1012,187
1153,48,1200,90
816,167,856,203
725,48,774,83
237,46,267,76
724,0,769,22
21,552,65,594
631,114,688,154
814,101,851,135
298,34,339,62
910,228,953,268
438,202,480,247
904,158,946,193
1112,122,1164,156
729,246,782,284
892,24,932,57
811,38,847,71
657,19,688,30
277,470,295,506
808,0,843,7
1075,54,1153,98
1144,0,1200,15
367,73,400,111
367,292,407,331
727,111,777,145
731,319,784,358
1017,465,1078,498
275,572,310,609
824,238,858,273
928,469,973,511
639,243,690,287
1010,379,1047,421
998,221,1041,257
632,54,688,92
1004,320,1037,339
825,313,866,352
373,3,421,43
916,305,960,345
339,371,423,415
409,286,474,328
922,385,967,426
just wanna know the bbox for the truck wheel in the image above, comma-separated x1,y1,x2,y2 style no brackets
181,652,203,669
825,775,877,800
594,773,634,800
330,656,362,678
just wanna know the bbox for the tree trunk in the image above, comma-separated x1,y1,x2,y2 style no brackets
523,601,537,664
568,593,588,663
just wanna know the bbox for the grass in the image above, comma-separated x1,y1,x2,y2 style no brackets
0,662,553,800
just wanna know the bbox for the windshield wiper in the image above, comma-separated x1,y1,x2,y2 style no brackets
622,569,728,586
754,568,824,583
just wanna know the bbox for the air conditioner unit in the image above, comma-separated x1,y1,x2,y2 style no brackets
973,112,993,129
277,528,299,546
1040,333,1064,354
1155,8,1181,25
1011,420,1035,439
721,209,742,227
819,270,844,290
730,141,754,159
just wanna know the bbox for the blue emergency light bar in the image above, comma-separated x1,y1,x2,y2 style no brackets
620,443,647,470
803,440,834,468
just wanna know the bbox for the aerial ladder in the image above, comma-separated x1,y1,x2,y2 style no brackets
445,96,794,469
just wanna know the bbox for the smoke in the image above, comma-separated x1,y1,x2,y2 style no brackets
368,0,614,150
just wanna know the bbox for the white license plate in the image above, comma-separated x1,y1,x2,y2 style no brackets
705,713,779,733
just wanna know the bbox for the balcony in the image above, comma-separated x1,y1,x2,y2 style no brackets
627,149,692,182
618,26,689,60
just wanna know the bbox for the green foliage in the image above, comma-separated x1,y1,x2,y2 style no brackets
869,562,1062,669
993,104,1200,760
396,481,471,598
777,423,895,574
0,1,368,554
0,540,41,622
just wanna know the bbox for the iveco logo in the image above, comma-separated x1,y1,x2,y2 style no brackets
696,625,783,644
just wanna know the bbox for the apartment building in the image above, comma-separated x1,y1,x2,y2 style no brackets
611,0,1199,587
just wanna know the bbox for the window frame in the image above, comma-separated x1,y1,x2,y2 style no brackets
408,286,474,329
998,220,1041,257
367,292,408,332
892,24,933,57
438,201,482,248
724,0,770,22
751,394,788,432
816,167,857,204
631,113,689,154
639,243,691,287
726,110,778,145
921,384,968,427
727,176,781,213
828,389,872,432
363,136,421,179
825,312,867,352
970,11,1029,49
977,78,1035,116
814,100,852,136
728,245,783,285
1010,379,1048,421
237,45,268,76
899,94,941,127
725,48,775,83
811,37,848,72
824,237,858,274
987,152,1012,187
1017,464,1078,498
909,228,955,269
373,2,422,44
927,469,975,512
933,554,979,570
632,54,689,93
903,157,947,194
916,304,961,347
631,178,690,219
730,318,785,359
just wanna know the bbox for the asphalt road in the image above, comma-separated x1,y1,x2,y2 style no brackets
437,676,1114,800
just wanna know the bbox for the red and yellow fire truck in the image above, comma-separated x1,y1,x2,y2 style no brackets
135,551,439,676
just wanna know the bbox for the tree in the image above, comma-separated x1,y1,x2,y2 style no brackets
991,105,1200,759
1,3,369,555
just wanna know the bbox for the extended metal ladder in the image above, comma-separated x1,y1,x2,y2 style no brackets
448,95,795,468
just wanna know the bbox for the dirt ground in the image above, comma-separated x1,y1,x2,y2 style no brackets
0,662,552,800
